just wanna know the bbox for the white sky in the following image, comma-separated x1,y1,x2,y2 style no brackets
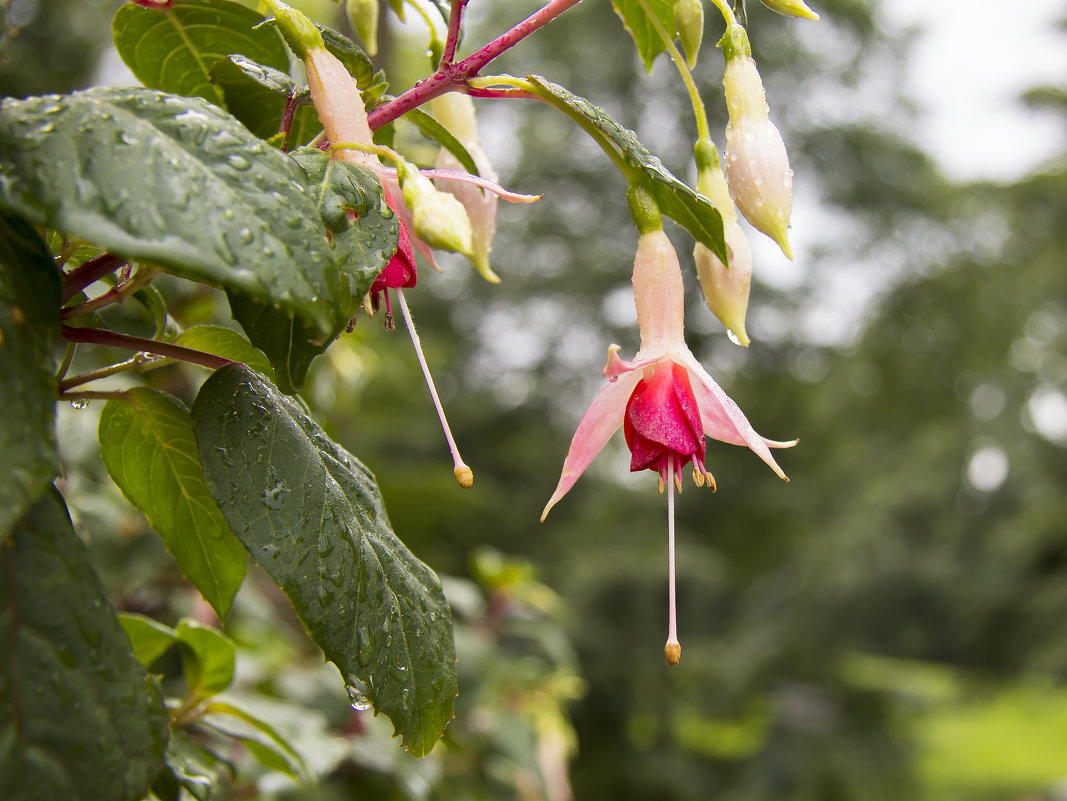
880,0,1067,182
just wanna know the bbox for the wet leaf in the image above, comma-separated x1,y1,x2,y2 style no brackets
99,388,246,619
208,55,321,147
112,0,289,105
610,0,676,73
0,212,60,541
199,699,309,781
192,365,458,756
228,148,397,394
405,107,480,177
0,489,170,801
153,728,230,801
0,88,343,338
529,76,727,263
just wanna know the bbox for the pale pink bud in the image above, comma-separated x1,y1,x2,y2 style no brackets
694,225,752,347
721,27,794,259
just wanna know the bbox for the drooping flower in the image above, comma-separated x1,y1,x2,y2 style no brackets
721,24,794,259
541,228,795,664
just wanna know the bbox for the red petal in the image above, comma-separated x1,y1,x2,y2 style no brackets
623,362,705,475
371,188,417,295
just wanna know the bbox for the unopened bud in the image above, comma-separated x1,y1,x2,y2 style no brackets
263,0,324,60
759,0,819,20
721,26,794,259
399,162,474,256
694,225,752,347
346,0,380,56
431,93,501,283
673,0,704,70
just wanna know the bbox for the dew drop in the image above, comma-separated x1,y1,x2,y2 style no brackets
69,398,89,410
727,329,744,347
346,680,372,711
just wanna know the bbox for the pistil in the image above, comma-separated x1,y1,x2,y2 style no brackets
396,289,474,488
665,452,681,666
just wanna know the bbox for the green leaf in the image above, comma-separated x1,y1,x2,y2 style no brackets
0,489,170,801
154,728,230,801
200,700,309,781
174,324,275,380
0,213,60,542
99,387,246,619
317,24,381,92
191,365,458,756
208,55,321,147
112,0,289,105
610,0,677,72
404,107,480,176
528,76,727,263
176,619,236,700
0,88,343,338
120,612,178,667
227,148,397,394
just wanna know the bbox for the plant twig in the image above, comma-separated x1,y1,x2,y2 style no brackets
61,253,127,303
60,325,231,372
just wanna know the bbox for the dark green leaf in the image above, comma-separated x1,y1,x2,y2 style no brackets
200,700,309,781
99,388,246,619
0,88,343,338
610,0,677,72
225,296,328,396
528,76,727,263
317,24,378,91
174,324,275,381
208,55,321,146
404,107,480,176
192,365,458,756
176,619,236,699
0,213,60,541
0,489,169,801
131,284,171,340
228,148,397,394
112,0,289,105
119,613,178,668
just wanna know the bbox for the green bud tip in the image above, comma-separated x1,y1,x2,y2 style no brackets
673,0,704,70
263,0,324,59
693,138,721,173
346,0,379,56
627,186,662,235
719,23,751,62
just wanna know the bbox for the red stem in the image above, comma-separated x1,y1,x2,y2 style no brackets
367,0,584,129
61,325,231,371
440,0,468,65
61,253,126,303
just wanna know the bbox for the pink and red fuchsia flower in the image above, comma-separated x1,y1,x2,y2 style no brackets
541,230,796,664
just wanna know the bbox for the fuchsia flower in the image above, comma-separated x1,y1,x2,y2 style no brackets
541,229,795,664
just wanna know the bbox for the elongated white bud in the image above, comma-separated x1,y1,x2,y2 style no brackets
399,162,474,256
346,0,380,56
759,0,819,21
721,25,794,259
673,0,704,70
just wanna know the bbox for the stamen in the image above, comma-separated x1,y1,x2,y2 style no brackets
674,470,683,494
692,466,705,488
665,452,681,666
396,289,474,488
706,470,717,492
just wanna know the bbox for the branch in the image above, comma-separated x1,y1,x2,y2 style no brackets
61,253,127,303
61,325,231,371
367,0,584,129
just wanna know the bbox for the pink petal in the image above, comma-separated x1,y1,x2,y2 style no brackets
684,356,796,480
541,371,642,521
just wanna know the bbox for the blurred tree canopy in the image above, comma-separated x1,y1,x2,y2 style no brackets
4,0,1066,799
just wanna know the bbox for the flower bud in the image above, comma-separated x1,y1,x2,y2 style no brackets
672,0,704,70
399,162,474,256
346,0,380,56
759,0,819,21
721,25,794,259
263,0,324,60
431,93,501,282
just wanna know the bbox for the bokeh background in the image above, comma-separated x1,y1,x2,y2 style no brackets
5,0,1067,798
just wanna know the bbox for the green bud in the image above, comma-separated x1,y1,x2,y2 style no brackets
718,23,751,63
673,0,704,70
346,0,379,56
399,162,474,255
693,138,721,174
262,0,324,59
759,0,819,21
626,185,662,235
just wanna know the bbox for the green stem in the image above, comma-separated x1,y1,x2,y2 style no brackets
330,140,405,168
54,342,76,382
58,355,149,392
60,389,128,403
635,0,711,142
707,0,737,25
